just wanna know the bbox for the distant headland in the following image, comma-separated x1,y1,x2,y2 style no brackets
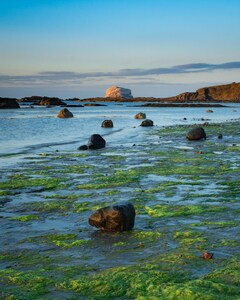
0,82,239,109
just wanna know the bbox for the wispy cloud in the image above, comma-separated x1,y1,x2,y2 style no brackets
0,61,239,86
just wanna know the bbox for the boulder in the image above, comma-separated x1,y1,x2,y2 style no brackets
89,202,135,232
135,112,146,119
140,119,154,127
105,86,133,99
101,120,113,128
186,127,206,141
0,98,20,109
88,134,106,149
57,108,73,118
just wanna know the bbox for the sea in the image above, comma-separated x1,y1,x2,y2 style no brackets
0,101,239,168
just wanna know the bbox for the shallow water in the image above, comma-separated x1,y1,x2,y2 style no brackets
0,102,239,167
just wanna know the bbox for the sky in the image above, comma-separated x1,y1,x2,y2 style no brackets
0,0,240,99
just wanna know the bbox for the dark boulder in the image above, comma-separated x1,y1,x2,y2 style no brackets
140,119,154,127
57,108,73,118
88,134,106,149
187,127,206,141
0,98,20,109
89,202,135,232
101,120,113,128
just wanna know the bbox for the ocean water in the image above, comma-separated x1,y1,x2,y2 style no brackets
0,102,239,167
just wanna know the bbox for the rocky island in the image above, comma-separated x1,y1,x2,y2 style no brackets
78,82,240,104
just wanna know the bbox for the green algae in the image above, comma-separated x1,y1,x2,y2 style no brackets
103,189,119,196
0,268,53,299
174,231,206,247
56,264,187,299
133,230,162,241
34,199,77,213
145,204,225,218
11,215,40,222
0,190,11,196
77,169,142,189
162,257,240,300
190,221,239,228
113,241,127,247
62,164,93,174
55,256,240,299
44,193,85,200
0,177,69,191
23,233,91,249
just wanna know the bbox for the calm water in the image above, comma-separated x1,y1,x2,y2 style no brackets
0,102,239,167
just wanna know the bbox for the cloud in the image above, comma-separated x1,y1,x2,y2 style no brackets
0,61,239,86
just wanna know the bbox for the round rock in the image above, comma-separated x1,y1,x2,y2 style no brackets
135,112,146,119
101,120,113,128
186,127,206,141
140,119,154,127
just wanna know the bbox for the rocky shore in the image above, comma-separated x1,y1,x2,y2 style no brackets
0,82,239,109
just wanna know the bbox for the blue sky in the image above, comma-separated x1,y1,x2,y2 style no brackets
0,0,240,98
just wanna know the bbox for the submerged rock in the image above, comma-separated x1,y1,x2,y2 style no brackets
88,134,106,149
101,120,113,128
89,202,136,232
186,127,206,141
57,108,73,118
105,86,133,99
